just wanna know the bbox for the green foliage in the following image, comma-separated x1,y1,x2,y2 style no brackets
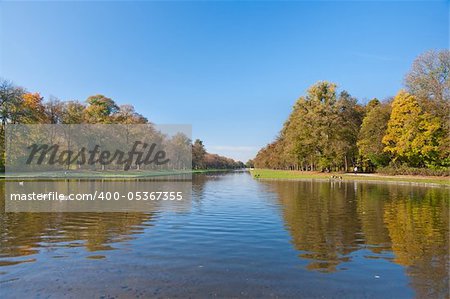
245,159,254,168
84,95,119,123
358,99,391,168
62,101,85,124
255,81,362,171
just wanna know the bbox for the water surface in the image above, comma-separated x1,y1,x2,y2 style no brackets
0,172,448,298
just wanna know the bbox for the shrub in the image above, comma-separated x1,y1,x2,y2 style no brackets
378,165,450,176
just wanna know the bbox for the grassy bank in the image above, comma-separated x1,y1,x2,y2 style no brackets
250,169,450,186
1,169,235,179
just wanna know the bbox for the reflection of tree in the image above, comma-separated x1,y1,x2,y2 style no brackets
0,212,154,256
383,187,449,298
191,172,226,208
192,174,208,199
266,180,449,297
0,180,154,259
356,184,391,253
267,181,362,272
1,175,204,260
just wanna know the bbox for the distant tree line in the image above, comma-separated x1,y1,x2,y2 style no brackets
192,139,245,169
0,83,243,171
253,50,450,173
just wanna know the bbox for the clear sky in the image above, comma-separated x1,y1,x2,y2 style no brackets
1,1,448,162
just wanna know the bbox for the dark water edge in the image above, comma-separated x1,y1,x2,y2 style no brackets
0,172,448,298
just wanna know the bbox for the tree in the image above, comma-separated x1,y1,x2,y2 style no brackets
192,139,206,169
255,81,362,171
405,50,450,167
0,79,25,127
382,91,442,167
405,50,450,104
84,95,119,123
335,91,364,171
282,81,339,170
114,104,147,124
44,96,65,124
21,92,46,123
62,101,85,124
0,78,243,172
357,99,391,169
0,80,25,170
203,153,241,169
167,133,192,170
245,159,254,168
191,139,242,170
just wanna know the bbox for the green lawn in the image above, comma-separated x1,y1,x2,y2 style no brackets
1,169,233,180
250,169,450,186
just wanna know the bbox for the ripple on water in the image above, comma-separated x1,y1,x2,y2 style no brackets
0,173,447,298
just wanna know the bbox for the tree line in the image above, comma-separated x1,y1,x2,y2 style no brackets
253,50,450,174
0,82,243,171
192,139,245,170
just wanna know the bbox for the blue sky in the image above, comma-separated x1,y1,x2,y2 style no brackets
1,1,448,162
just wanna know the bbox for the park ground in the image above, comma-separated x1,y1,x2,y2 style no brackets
1,169,232,179
250,169,450,186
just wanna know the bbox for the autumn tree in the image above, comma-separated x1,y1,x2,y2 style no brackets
167,133,192,170
21,92,46,123
256,81,362,171
192,139,206,169
0,79,243,171
278,82,339,170
191,139,242,169
114,104,147,124
203,153,242,169
61,101,85,124
44,96,65,124
84,95,119,123
382,91,442,167
405,49,450,167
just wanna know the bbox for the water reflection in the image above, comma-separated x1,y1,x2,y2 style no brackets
0,177,202,264
0,212,153,259
262,181,362,272
0,174,448,298
263,180,449,297
383,187,449,298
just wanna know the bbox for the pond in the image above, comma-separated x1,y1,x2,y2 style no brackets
0,172,448,298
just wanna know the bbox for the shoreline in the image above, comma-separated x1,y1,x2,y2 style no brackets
0,169,237,180
250,169,450,187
